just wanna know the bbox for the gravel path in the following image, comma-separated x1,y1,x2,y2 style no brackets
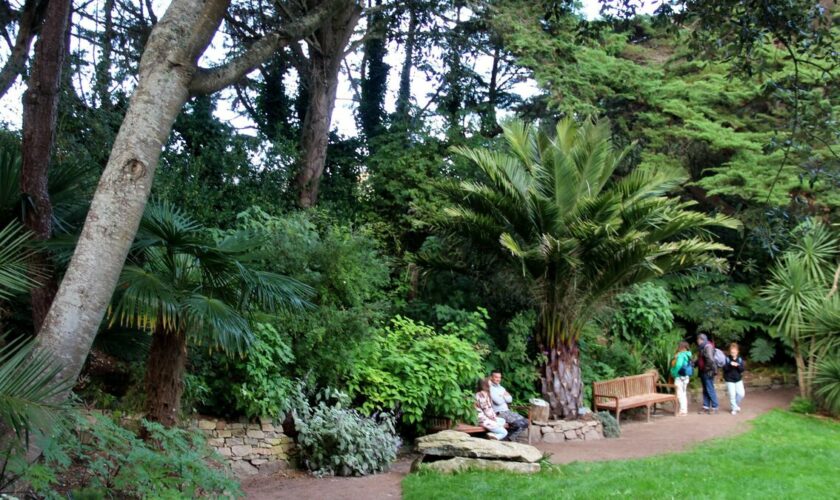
242,387,796,499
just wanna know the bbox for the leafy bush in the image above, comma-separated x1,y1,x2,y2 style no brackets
814,358,840,416
749,337,777,364
610,282,674,344
232,323,298,419
485,311,541,404
232,207,392,388
294,390,400,477
346,314,484,427
790,397,817,415
594,411,621,438
667,270,771,346
8,413,239,498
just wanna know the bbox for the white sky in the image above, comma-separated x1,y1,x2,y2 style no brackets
0,0,657,137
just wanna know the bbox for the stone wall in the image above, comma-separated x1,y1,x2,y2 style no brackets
523,419,603,444
193,417,295,476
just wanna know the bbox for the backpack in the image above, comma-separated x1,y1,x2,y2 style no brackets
677,352,694,377
713,347,727,369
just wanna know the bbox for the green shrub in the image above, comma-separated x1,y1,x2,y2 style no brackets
610,282,674,344
814,357,840,415
485,311,542,404
749,337,777,364
594,411,621,438
232,323,298,419
346,314,485,428
9,413,240,498
790,397,817,414
294,391,400,477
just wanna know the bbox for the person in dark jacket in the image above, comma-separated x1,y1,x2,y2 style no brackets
723,343,746,415
695,333,719,414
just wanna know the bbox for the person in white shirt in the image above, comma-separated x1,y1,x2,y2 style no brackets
489,370,528,441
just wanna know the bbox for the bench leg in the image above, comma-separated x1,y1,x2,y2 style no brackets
615,409,621,426
646,404,651,423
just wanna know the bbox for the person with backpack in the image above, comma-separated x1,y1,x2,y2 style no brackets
669,341,693,416
695,333,720,414
723,343,746,415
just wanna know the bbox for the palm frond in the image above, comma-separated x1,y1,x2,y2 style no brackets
183,294,252,354
0,336,73,440
0,221,42,300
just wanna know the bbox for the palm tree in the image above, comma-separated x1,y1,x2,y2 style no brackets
443,118,738,418
762,220,839,398
0,221,71,463
110,202,312,427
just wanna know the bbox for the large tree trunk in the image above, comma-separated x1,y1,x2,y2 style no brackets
541,342,582,419
33,0,228,392
144,330,188,427
394,5,417,123
32,0,338,403
295,0,361,208
20,0,72,331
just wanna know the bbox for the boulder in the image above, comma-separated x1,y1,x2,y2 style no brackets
415,457,540,474
415,430,543,463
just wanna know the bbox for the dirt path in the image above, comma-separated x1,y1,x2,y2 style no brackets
242,387,795,500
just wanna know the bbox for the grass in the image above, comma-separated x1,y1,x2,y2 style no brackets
403,410,840,499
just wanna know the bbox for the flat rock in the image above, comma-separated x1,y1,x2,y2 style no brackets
416,430,543,463
417,457,541,474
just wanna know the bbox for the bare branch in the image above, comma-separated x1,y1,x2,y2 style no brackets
189,0,344,96
0,0,44,100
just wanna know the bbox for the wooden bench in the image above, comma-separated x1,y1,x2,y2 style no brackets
593,372,677,425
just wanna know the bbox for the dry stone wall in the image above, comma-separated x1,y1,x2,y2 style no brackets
193,417,295,476
524,419,603,444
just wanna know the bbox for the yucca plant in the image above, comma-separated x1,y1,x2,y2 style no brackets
442,118,738,418
814,357,840,416
109,202,312,427
762,221,839,398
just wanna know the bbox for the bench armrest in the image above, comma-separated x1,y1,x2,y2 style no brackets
656,383,676,389
592,393,621,406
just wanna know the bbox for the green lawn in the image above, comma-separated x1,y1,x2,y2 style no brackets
403,411,840,499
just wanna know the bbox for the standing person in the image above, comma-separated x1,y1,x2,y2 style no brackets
670,341,693,416
723,343,746,415
475,378,507,440
489,370,529,441
695,334,719,414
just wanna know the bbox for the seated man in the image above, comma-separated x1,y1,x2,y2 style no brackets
489,370,528,441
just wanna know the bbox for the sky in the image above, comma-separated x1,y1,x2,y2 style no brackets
0,0,658,138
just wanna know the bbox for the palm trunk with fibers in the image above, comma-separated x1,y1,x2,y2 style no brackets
538,292,583,419
542,342,582,419
144,329,188,427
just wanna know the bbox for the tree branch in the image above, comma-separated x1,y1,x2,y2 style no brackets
189,0,344,96
0,0,44,100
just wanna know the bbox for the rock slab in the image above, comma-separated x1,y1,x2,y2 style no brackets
416,457,541,474
415,430,543,463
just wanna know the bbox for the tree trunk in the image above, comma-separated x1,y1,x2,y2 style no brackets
33,0,229,392
20,0,72,331
541,342,582,419
793,339,808,398
394,5,417,123
32,0,337,403
358,0,388,145
144,330,188,427
295,0,361,208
